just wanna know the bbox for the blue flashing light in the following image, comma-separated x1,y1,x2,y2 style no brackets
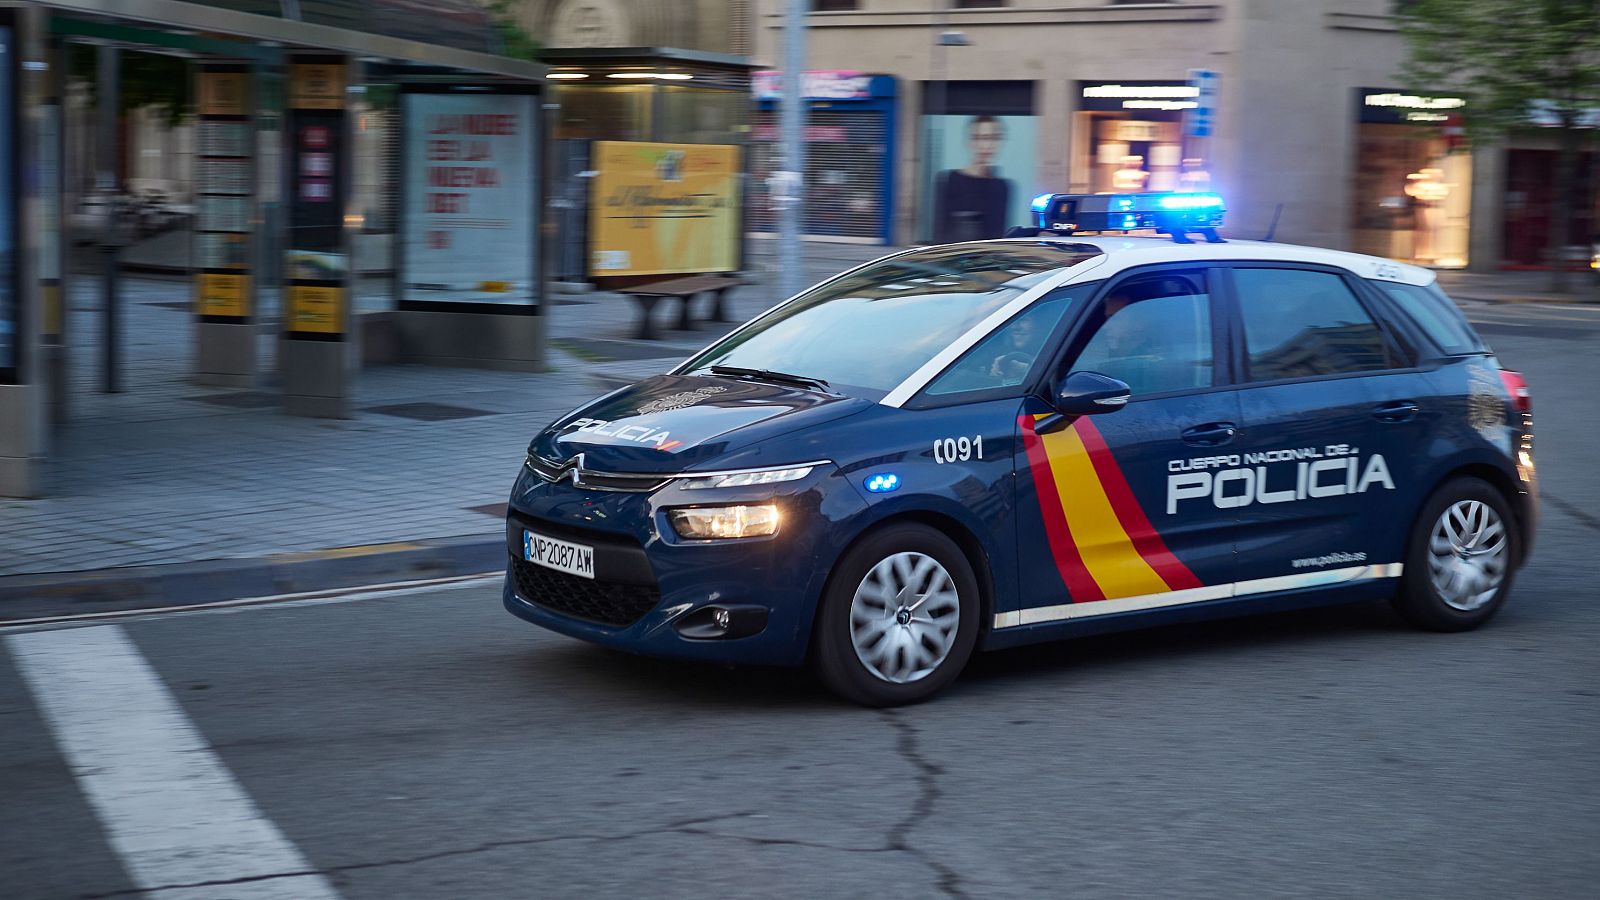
1113,195,1135,211
864,473,901,494
1031,193,1054,213
1157,192,1225,211
1121,215,1138,230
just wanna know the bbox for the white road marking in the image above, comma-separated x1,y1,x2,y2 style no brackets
0,572,502,632
6,626,343,899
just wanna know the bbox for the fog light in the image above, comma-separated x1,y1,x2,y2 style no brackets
667,504,779,540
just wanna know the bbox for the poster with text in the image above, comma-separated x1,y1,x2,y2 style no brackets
920,114,1038,243
402,92,536,305
588,141,740,278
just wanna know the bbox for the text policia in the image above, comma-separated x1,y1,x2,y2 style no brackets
1166,444,1395,514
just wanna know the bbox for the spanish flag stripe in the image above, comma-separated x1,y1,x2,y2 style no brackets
1018,415,1104,603
1041,423,1171,600
1072,417,1204,591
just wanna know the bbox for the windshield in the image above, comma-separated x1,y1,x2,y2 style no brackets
680,243,1101,397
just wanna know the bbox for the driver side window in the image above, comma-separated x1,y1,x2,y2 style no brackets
1069,272,1213,397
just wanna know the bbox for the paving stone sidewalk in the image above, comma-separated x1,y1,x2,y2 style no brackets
0,241,894,581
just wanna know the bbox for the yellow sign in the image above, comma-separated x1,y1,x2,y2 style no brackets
290,63,346,110
197,274,250,318
199,72,251,117
287,285,343,334
589,141,740,278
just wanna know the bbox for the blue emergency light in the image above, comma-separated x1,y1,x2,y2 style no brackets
1014,191,1227,244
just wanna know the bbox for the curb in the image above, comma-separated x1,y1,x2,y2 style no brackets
0,534,506,622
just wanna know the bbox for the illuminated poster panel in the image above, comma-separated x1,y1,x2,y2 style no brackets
588,141,740,278
401,90,537,308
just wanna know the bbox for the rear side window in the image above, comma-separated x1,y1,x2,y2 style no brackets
1233,268,1391,382
1370,281,1486,355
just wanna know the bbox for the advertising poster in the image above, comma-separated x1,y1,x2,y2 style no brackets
588,141,740,278
285,59,347,338
920,113,1037,243
401,92,537,305
195,66,254,320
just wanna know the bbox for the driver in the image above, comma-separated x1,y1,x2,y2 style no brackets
987,312,1040,382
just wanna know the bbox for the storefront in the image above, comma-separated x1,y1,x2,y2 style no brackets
750,71,897,244
1351,88,1472,268
1072,81,1208,197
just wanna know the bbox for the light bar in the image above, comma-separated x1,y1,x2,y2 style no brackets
1022,191,1227,244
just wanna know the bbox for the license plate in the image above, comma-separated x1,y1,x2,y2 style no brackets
523,529,595,580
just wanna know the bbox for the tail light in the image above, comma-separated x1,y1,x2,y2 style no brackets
1499,369,1531,415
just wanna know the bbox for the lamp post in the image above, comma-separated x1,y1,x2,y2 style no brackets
776,0,808,301
927,4,969,242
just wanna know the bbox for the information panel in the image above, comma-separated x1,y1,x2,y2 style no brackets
588,141,740,278
400,90,537,308
285,59,346,338
194,65,254,320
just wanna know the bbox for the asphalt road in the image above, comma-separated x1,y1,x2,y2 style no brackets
2,300,1598,900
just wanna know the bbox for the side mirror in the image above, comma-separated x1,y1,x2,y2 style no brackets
1055,371,1132,415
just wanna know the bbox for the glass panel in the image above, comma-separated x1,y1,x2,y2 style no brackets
554,85,653,142
657,87,745,145
1072,274,1212,396
682,244,1101,397
1373,281,1484,355
925,291,1078,396
1234,268,1390,381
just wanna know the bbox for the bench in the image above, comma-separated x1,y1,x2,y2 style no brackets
604,274,750,340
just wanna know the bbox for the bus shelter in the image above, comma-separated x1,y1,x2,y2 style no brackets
0,0,549,497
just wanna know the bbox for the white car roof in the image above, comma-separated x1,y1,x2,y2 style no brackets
981,233,1438,288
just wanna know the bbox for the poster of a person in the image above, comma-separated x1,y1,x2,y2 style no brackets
933,116,1013,242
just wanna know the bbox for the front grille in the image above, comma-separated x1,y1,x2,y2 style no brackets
510,555,661,628
526,454,671,493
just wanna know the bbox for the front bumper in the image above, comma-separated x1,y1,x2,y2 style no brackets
501,462,867,667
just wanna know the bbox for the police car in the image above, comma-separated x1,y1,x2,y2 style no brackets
504,192,1536,706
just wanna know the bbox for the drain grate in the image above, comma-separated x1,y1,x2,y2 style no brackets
186,391,279,409
364,402,496,422
466,502,509,518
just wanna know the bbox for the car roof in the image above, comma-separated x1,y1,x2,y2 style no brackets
920,234,1438,288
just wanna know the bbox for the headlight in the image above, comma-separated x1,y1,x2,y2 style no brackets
678,465,815,490
667,504,780,539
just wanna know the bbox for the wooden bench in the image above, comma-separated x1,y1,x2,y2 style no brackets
603,274,750,340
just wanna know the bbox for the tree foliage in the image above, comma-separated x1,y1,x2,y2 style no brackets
1397,0,1600,137
484,0,542,63
66,45,192,125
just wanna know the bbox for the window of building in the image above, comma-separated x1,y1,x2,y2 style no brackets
1233,269,1392,382
1072,274,1212,397
955,0,1008,8
813,0,860,11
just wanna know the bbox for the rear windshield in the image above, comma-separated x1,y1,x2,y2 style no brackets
1370,280,1487,356
679,243,1102,397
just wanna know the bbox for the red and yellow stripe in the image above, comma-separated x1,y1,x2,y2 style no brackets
1019,414,1202,603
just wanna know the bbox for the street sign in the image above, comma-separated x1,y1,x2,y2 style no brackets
1186,69,1219,138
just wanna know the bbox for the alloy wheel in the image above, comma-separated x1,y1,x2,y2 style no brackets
1427,499,1508,611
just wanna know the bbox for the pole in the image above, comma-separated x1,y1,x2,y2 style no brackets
96,45,121,393
777,0,807,301
930,5,946,244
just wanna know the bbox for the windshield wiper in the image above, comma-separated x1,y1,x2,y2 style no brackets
708,365,832,392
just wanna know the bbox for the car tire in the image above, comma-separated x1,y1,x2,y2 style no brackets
812,523,980,707
1392,476,1518,632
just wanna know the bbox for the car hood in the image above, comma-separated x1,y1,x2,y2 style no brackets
530,374,872,474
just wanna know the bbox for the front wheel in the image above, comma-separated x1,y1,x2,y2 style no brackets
812,523,980,706
1392,476,1518,632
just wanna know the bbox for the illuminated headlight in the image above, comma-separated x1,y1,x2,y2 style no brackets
678,465,814,490
667,504,780,540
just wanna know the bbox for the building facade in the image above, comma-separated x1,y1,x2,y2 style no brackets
752,0,1538,270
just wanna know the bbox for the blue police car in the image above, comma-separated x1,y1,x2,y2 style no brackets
504,192,1536,705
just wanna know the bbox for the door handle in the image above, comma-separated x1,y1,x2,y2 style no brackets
1181,422,1237,447
1372,400,1420,423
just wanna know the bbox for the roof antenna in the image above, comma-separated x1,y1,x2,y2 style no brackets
1262,203,1284,242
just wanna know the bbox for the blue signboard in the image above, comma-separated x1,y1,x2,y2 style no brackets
1186,69,1218,138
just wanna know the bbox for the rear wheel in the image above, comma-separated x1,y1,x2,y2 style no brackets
1393,477,1517,631
812,523,979,706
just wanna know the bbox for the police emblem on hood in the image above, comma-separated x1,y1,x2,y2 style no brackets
637,385,727,415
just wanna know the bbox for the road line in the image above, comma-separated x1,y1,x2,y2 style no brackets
6,626,343,900
0,572,502,632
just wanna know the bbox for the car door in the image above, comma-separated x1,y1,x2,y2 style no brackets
1006,266,1242,628
1218,264,1414,590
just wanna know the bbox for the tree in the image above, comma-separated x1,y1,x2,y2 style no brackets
1398,0,1600,290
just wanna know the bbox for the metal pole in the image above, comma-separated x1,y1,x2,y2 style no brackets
777,0,807,301
96,45,121,393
